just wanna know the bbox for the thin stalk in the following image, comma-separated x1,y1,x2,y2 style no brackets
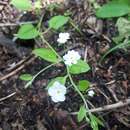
37,13,45,31
42,28,51,34
40,34,62,60
33,63,56,80
25,63,56,88
99,38,130,63
67,66,91,116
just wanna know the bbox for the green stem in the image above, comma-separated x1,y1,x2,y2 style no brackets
40,34,62,60
33,63,56,80
25,63,56,88
99,38,130,63
42,28,51,34
67,66,91,116
37,14,44,31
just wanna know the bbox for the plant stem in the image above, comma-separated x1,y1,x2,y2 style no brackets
25,63,56,88
40,34,62,60
67,66,91,116
42,28,51,34
99,38,130,63
34,63,56,80
37,13,45,31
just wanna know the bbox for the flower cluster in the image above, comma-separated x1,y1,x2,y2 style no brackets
57,32,70,44
57,33,81,66
63,50,81,66
48,81,67,103
47,32,94,103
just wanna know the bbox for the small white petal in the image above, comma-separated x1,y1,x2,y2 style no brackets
57,38,61,42
63,54,69,61
57,37,67,43
53,82,67,94
48,81,67,103
52,94,65,102
72,60,78,64
57,32,70,43
51,96,59,102
63,50,81,66
58,95,65,101
48,86,55,96
88,90,95,97
64,60,72,66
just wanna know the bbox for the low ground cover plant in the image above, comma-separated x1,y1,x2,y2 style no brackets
10,0,130,129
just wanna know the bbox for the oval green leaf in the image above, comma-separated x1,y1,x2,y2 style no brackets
69,60,90,74
49,15,69,30
33,48,59,63
78,80,90,92
19,74,33,81
77,106,86,122
96,1,130,18
16,24,39,39
91,115,104,127
10,0,32,10
47,76,67,88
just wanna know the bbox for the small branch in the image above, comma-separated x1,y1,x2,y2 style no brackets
0,56,36,81
0,92,16,102
70,98,130,115
0,21,38,27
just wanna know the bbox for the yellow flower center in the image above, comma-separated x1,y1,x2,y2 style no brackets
57,90,61,94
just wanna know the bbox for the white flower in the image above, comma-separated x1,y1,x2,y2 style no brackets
88,90,95,97
57,32,70,43
63,50,81,66
48,81,67,103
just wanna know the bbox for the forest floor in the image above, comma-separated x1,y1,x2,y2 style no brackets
0,0,130,130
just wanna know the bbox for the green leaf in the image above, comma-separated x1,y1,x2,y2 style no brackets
19,74,33,81
33,48,59,63
77,106,86,122
49,15,69,30
47,76,67,88
78,80,90,92
10,0,32,10
116,17,130,38
69,60,90,74
112,35,124,43
96,0,130,18
90,114,104,130
92,115,104,127
16,24,39,39
90,116,98,130
34,1,42,9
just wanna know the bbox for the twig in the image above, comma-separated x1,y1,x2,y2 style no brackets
0,1,7,5
0,20,38,27
97,88,111,103
0,56,36,81
0,92,16,102
6,56,30,71
84,46,88,62
70,98,130,115
105,80,115,85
